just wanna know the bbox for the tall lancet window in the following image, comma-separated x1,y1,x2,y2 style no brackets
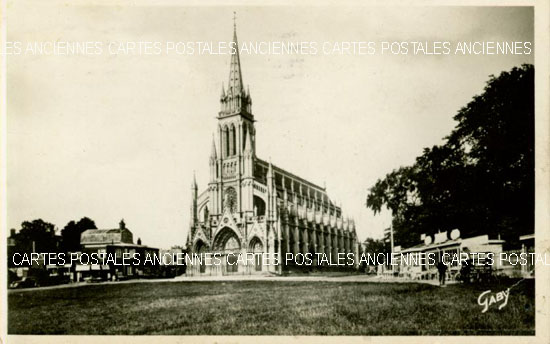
231,125,236,156
228,125,234,156
224,126,230,158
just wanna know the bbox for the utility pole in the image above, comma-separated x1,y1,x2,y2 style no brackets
383,225,395,274
384,225,394,254
390,225,394,255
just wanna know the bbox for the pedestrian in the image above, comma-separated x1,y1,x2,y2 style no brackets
437,260,448,286
459,259,472,284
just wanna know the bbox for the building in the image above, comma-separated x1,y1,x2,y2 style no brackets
186,21,359,275
78,219,159,281
392,230,505,281
80,219,134,249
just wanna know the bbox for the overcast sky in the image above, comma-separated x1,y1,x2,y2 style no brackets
7,3,533,249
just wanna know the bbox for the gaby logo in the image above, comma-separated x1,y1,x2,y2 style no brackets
477,288,510,313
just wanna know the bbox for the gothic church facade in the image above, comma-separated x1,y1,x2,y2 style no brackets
186,23,359,275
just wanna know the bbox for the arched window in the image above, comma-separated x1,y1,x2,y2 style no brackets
220,127,224,158
253,196,266,216
230,124,236,156
224,126,230,157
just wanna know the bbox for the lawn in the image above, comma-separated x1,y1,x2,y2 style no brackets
8,279,535,335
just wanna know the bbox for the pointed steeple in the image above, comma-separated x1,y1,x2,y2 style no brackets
219,13,252,117
228,12,244,97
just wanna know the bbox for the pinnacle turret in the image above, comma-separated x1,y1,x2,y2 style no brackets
191,171,197,189
244,129,253,155
210,135,217,159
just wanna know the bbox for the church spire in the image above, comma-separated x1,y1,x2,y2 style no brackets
228,12,244,97
219,13,252,117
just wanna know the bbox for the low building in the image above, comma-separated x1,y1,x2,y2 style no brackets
393,230,505,281
76,219,159,281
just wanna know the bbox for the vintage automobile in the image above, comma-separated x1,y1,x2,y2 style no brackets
456,258,494,283
9,276,39,289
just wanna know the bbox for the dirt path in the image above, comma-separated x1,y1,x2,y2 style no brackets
8,273,451,293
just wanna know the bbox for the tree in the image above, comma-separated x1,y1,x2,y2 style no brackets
360,237,389,272
10,219,60,266
363,237,388,257
60,217,97,252
366,64,534,249
447,64,534,247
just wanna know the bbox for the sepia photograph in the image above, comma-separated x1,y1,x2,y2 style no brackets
1,1,549,343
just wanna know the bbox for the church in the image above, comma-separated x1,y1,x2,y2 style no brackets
186,21,359,275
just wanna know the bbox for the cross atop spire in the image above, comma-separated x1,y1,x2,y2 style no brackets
219,14,252,117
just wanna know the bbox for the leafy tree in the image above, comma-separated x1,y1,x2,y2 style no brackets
360,237,389,272
362,237,389,257
10,219,60,265
366,64,534,249
61,217,97,252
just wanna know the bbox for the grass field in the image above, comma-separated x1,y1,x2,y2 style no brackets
8,279,535,335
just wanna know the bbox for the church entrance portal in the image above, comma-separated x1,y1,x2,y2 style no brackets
213,227,241,274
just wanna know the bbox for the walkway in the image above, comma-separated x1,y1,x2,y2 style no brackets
174,273,452,285
9,273,452,293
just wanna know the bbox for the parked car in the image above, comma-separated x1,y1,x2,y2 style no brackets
9,276,39,289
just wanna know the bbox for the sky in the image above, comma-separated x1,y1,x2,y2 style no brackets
6,3,534,249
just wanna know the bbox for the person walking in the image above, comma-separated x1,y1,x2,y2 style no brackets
437,260,448,286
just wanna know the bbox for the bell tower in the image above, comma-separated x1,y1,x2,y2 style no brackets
209,14,256,219
218,14,254,157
